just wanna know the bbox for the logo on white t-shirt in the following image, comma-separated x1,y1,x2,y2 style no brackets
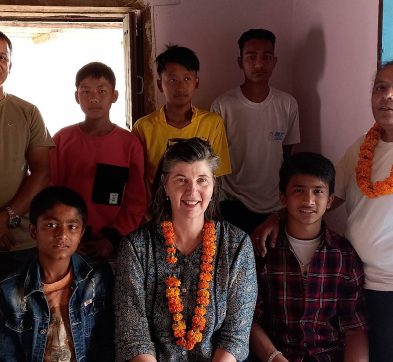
269,131,285,141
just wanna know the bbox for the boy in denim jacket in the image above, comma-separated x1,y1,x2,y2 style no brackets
0,186,114,361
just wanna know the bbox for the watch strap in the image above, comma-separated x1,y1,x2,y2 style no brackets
4,206,21,228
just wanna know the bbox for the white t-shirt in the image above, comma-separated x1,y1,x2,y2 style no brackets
211,87,300,213
286,231,320,266
336,135,393,291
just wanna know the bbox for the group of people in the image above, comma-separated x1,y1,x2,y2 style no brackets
0,23,391,362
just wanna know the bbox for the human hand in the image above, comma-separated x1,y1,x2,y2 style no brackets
78,237,114,261
251,213,280,257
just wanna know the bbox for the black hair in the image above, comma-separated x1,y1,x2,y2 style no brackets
30,186,88,226
374,60,393,90
279,152,335,195
238,28,276,56
0,31,12,54
151,137,220,221
75,62,116,88
377,60,393,73
155,44,200,76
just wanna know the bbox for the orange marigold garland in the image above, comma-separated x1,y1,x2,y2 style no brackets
356,123,393,198
161,220,216,351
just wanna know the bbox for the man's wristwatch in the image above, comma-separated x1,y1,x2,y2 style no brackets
4,206,22,229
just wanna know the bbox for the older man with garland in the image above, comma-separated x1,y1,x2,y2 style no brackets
332,60,393,362
254,60,393,362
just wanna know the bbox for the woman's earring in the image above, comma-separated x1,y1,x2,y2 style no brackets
166,195,169,201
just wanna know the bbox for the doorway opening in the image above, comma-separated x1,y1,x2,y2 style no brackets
5,24,126,135
0,5,145,135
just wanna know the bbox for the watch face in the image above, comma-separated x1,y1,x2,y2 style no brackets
9,215,22,229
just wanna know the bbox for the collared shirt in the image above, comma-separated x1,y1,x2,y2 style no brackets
254,225,367,361
0,254,114,361
114,220,257,362
132,106,232,198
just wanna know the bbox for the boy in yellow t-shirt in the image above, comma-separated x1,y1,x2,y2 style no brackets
132,45,231,200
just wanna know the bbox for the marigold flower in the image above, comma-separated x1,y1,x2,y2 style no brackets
185,340,195,350
166,256,178,264
356,123,393,198
194,306,207,316
201,254,213,263
173,312,183,321
193,330,203,342
197,289,210,298
166,287,180,298
174,328,186,338
200,262,213,272
199,272,212,282
167,247,176,254
197,296,210,306
168,299,184,313
187,330,197,342
166,276,181,287
173,319,186,330
192,315,206,330
161,220,216,351
198,280,209,289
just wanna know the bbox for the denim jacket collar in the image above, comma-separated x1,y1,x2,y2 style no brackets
23,254,93,298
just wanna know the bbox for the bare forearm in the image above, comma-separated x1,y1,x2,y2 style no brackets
212,348,236,362
8,146,51,215
129,354,157,362
250,322,288,361
344,328,369,362
9,170,50,215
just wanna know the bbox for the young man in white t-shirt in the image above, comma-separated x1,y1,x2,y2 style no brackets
211,28,300,235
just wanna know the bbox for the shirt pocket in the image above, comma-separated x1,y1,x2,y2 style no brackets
4,313,33,333
81,298,107,338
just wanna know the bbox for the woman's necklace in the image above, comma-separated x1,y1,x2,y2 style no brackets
161,220,216,351
356,122,393,198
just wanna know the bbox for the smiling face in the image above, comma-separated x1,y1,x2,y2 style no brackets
164,160,214,222
238,38,277,85
372,64,393,133
0,39,11,89
157,62,199,108
75,76,118,122
30,203,84,264
280,174,333,239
